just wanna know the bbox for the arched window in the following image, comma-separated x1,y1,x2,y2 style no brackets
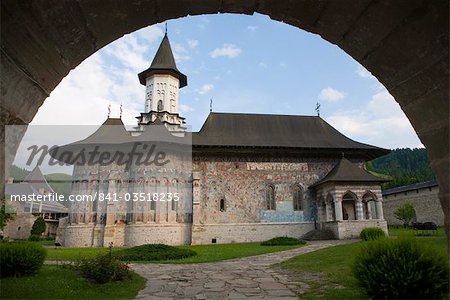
219,198,225,212
157,100,163,111
342,192,357,220
266,185,276,210
171,179,178,211
292,184,302,211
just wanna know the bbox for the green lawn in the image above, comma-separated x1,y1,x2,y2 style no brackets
278,229,448,299
0,265,146,300
46,242,304,263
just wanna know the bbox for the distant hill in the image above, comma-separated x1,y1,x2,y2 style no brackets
367,148,435,190
9,165,72,207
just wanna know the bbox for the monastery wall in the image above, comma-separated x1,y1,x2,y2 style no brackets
191,222,315,245
192,155,342,224
383,186,444,226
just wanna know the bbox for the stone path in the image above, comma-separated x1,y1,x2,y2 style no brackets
131,239,357,299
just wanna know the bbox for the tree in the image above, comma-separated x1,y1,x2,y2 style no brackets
0,200,14,230
31,216,46,236
394,202,416,227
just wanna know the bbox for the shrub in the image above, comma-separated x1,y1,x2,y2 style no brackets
352,236,449,299
394,202,416,227
112,244,196,261
261,237,306,246
359,227,386,241
28,234,41,241
31,216,46,236
0,242,47,277
73,255,130,284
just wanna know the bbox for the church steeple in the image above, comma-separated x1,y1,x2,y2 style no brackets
136,32,187,132
138,33,187,88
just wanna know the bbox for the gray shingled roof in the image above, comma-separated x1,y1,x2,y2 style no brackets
138,34,187,87
309,157,389,188
192,113,389,159
383,179,438,196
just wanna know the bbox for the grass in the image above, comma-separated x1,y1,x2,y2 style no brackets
0,265,146,300
46,242,304,263
277,228,448,299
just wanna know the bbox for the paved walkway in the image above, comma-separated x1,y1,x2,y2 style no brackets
131,239,357,300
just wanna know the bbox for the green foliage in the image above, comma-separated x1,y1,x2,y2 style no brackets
31,216,46,235
352,236,449,299
261,237,306,246
394,202,417,226
367,148,435,189
0,265,146,300
112,244,196,262
0,201,14,230
0,242,47,278
28,234,41,242
73,255,130,284
359,227,386,241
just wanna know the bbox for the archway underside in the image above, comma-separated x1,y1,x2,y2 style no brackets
1,0,448,247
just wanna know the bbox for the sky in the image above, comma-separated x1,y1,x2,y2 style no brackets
29,13,423,153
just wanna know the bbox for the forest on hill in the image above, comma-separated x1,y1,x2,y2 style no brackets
367,148,435,190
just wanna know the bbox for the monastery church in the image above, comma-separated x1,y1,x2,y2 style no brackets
55,33,389,247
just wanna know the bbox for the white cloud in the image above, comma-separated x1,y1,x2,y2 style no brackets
258,62,268,68
326,89,423,149
179,104,194,113
187,39,199,49
104,34,150,73
136,25,164,43
209,44,242,59
356,65,375,79
172,43,191,62
318,87,345,103
197,84,214,95
247,26,258,31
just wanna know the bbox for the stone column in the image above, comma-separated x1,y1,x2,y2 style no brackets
366,202,372,220
356,200,364,220
376,200,384,220
335,200,343,221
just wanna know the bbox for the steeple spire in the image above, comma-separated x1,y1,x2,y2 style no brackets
137,32,187,87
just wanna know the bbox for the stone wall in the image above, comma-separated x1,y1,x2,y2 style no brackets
125,223,192,246
191,222,315,245
323,220,388,239
383,186,444,226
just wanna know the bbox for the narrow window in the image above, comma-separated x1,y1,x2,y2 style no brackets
219,198,225,212
266,185,276,210
157,100,163,111
293,184,302,211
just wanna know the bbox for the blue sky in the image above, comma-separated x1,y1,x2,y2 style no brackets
30,13,422,150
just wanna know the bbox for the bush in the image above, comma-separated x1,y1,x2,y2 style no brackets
0,242,47,277
73,255,130,284
359,227,386,241
112,244,196,262
31,216,46,236
28,234,41,241
353,236,449,299
261,237,306,246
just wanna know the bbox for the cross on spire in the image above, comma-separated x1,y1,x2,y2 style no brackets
315,102,321,117
107,104,111,118
165,22,168,35
210,99,213,112
120,103,123,118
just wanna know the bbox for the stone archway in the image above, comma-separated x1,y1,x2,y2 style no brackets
1,0,448,247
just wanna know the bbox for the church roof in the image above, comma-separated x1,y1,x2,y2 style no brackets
138,34,187,87
309,157,389,188
23,166,55,194
192,112,389,159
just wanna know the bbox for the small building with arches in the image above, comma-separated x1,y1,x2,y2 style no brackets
310,157,388,239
